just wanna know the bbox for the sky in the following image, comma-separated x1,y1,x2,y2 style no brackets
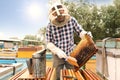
91,0,113,6
0,0,49,39
0,0,113,39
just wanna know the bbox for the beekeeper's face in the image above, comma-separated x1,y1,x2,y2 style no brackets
51,5,65,23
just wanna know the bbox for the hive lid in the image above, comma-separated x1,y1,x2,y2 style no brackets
96,38,120,48
32,49,46,58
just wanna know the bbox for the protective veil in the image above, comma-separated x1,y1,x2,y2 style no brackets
49,2,70,27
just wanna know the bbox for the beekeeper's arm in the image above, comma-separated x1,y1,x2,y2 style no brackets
72,17,92,39
47,42,67,59
46,24,67,59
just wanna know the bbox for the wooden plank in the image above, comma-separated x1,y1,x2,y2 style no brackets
9,68,27,80
74,71,84,80
46,68,53,80
84,69,97,80
81,69,93,80
70,69,76,78
87,69,103,80
46,67,51,78
18,70,34,79
50,68,56,80
60,70,63,80
63,69,67,80
68,69,72,80
65,69,69,80
76,71,85,80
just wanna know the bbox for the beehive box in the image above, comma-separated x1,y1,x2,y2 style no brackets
96,38,120,80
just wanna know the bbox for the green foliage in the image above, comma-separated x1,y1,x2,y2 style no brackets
23,35,41,46
65,0,120,42
38,27,46,35
24,35,37,40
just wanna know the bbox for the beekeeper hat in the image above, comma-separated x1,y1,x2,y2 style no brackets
48,1,70,27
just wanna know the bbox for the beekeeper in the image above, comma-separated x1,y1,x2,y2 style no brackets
46,2,92,80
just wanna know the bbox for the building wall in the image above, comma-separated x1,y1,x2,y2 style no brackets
4,42,14,49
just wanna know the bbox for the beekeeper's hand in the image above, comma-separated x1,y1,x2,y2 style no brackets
47,42,67,59
87,31,93,38
80,31,93,39
55,48,67,59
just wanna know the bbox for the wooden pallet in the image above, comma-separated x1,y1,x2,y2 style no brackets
9,67,56,80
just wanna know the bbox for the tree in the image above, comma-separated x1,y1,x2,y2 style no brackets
65,0,120,41
24,35,37,40
65,1,102,41
37,27,46,44
100,2,120,38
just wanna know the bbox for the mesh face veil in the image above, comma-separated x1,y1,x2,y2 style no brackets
49,3,70,27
